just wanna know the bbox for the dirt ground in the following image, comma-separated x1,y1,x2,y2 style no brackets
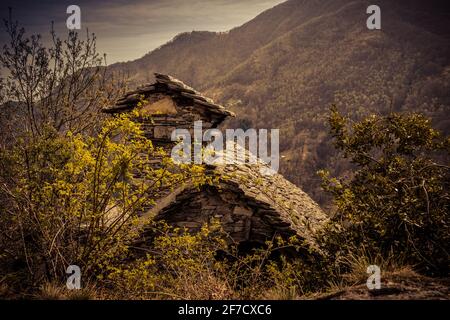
316,270,450,300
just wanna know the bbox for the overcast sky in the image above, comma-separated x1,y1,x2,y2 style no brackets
0,0,285,64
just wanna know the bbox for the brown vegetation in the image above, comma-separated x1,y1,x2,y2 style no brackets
0,2,449,300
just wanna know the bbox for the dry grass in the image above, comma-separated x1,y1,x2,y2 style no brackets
36,282,102,300
335,247,408,286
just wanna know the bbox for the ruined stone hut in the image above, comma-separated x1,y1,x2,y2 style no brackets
103,73,328,248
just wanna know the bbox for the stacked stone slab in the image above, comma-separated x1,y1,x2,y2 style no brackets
103,73,328,248
104,73,234,145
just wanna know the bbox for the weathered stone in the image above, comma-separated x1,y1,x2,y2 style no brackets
154,126,175,139
233,206,253,217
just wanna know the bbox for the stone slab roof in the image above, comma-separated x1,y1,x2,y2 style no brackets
103,73,235,118
104,74,327,247
212,160,328,247
146,143,328,248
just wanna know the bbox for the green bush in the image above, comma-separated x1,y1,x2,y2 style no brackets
319,107,450,276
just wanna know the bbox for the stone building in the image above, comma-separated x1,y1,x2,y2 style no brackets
104,73,328,248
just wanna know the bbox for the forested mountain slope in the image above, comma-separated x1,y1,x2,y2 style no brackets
110,0,450,204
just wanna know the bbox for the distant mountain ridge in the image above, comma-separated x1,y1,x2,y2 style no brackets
110,0,450,204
